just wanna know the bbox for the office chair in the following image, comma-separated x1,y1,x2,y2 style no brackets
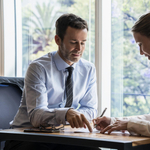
0,76,24,149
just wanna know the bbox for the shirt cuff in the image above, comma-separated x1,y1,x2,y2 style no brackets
55,108,69,125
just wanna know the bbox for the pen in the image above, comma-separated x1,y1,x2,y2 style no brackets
100,107,107,117
93,107,107,128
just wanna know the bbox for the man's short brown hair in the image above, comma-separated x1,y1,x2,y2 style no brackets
55,13,88,41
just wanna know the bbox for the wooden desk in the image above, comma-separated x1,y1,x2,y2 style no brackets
0,126,150,150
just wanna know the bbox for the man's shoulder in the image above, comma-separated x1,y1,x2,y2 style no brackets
76,58,96,79
30,51,56,67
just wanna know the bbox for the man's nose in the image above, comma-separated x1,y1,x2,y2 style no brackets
75,43,81,50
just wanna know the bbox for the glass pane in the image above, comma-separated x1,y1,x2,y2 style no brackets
111,0,150,117
21,0,95,76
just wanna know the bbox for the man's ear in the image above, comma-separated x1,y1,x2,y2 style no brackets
55,35,61,46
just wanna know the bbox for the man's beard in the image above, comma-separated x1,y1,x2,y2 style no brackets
59,44,82,63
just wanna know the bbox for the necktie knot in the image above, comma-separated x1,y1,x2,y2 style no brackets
66,67,74,77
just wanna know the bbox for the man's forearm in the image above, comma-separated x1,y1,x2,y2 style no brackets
29,108,69,127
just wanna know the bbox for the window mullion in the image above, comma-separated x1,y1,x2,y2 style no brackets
0,0,4,76
95,0,111,117
3,0,15,77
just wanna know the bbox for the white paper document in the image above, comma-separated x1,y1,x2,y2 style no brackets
74,128,99,133
74,128,130,134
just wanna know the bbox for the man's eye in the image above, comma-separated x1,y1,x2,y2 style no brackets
81,43,85,45
71,42,76,44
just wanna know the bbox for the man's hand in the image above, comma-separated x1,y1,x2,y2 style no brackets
66,109,93,132
94,116,111,130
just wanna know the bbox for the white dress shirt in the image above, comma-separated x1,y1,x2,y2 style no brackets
10,51,97,128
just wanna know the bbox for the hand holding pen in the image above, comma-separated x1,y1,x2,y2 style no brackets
92,108,108,128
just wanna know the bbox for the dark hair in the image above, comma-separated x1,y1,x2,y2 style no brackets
55,13,88,41
132,12,150,38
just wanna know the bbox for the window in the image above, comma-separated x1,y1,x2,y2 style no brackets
19,0,95,76
1,0,150,118
111,0,150,117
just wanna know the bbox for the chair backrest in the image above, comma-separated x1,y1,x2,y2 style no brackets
0,76,24,129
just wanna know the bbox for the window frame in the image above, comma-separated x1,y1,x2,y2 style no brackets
95,0,111,116
0,0,4,76
15,0,22,77
0,0,16,77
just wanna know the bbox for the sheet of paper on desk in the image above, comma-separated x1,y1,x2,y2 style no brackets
74,128,99,133
74,128,130,134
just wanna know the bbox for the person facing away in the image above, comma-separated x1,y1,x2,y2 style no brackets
94,12,150,137
4,13,99,150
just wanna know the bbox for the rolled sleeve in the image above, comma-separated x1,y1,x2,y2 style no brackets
55,108,70,124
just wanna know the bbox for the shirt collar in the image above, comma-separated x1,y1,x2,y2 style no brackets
53,51,76,71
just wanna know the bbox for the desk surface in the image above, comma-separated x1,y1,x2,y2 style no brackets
0,126,150,150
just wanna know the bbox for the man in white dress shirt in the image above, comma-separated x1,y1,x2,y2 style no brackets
4,13,99,150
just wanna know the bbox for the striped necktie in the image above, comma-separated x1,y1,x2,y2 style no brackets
65,67,74,107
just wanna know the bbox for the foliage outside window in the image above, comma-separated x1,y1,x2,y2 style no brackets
21,0,95,76
111,0,150,117
20,0,150,118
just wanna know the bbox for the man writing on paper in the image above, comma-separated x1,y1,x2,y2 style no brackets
4,13,98,150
